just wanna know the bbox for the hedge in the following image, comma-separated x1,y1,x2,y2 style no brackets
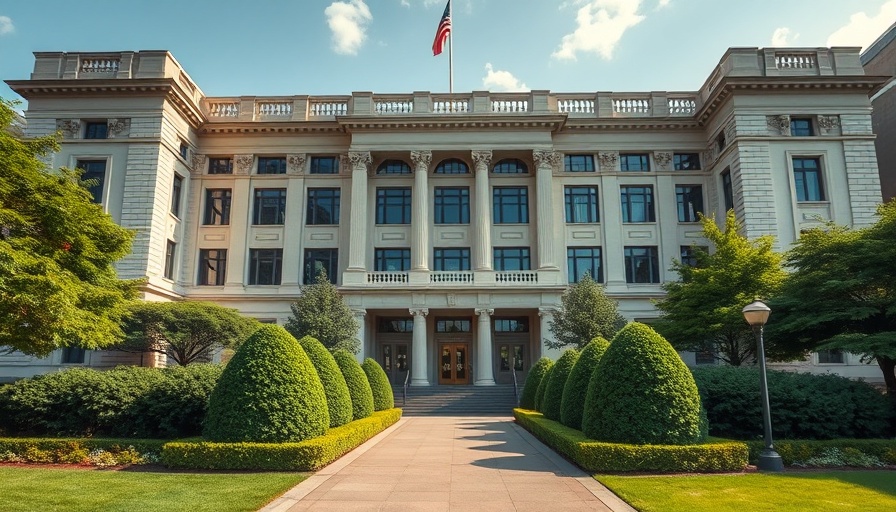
297,335,353,428
560,337,609,430
534,365,555,413
520,357,553,410
542,349,579,421
162,409,402,471
333,350,374,421
361,358,394,411
744,439,896,467
514,409,748,473
0,438,166,466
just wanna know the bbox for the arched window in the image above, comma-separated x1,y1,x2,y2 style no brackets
492,159,528,174
376,160,411,175
434,159,469,174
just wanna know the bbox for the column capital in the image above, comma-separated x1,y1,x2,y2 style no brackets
471,150,493,169
410,150,432,169
533,149,561,170
409,307,429,317
475,308,495,317
351,308,367,317
538,306,558,317
348,151,372,169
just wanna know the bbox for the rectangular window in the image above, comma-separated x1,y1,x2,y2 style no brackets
434,247,471,271
204,189,232,225
674,153,701,171
378,318,414,332
257,157,287,174
249,248,283,285
436,319,472,333
374,248,411,272
564,186,599,223
567,247,603,283
494,247,531,271
790,118,814,136
303,248,338,284
197,249,227,286
493,186,529,224
253,189,287,225
793,157,825,201
61,347,86,364
84,121,107,139
494,318,529,332
310,156,338,174
620,186,655,222
675,185,704,222
679,246,706,268
208,158,233,175
624,246,660,284
620,153,650,172
434,187,470,224
306,188,340,225
721,168,734,211
76,160,106,204
179,142,189,160
817,349,845,364
164,240,176,280
376,187,412,224
564,154,595,172
170,174,184,217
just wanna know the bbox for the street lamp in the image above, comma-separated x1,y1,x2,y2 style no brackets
742,300,784,472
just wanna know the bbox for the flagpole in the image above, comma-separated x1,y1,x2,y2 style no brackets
448,0,454,93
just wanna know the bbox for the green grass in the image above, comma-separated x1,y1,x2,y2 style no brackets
0,466,306,512
598,471,896,512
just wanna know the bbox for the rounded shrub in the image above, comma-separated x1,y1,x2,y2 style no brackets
542,349,579,421
333,350,374,421
203,325,329,443
361,358,394,411
560,337,610,430
520,357,554,410
131,363,223,438
583,322,706,445
297,335,353,428
534,365,555,413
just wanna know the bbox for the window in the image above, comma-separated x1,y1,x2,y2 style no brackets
170,174,184,217
434,248,471,271
790,117,814,136
374,248,410,272
620,186,655,222
179,142,189,160
499,344,525,372
624,246,660,284
434,159,469,174
378,318,413,332
253,189,287,225
676,185,704,222
817,349,845,364
249,248,283,285
493,186,529,224
721,168,734,211
674,153,701,170
793,157,825,201
164,240,176,280
61,347,86,364
258,157,287,174
376,187,412,224
306,188,340,225
436,319,471,332
716,131,727,152
310,156,339,174
679,246,707,268
376,160,411,175
304,248,338,284
197,249,227,286
492,159,528,174
567,247,603,283
434,187,470,224
84,121,107,139
204,189,232,225
620,153,650,172
208,158,233,174
494,247,531,271
76,160,106,203
564,186,599,223
564,154,595,172
494,318,529,332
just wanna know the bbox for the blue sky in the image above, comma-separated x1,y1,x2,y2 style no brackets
1,0,894,104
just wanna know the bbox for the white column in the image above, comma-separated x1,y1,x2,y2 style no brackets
539,307,563,360
352,309,367,363
411,151,432,271
533,150,560,270
347,151,371,272
225,178,250,287
475,308,496,385
472,150,493,270
410,307,430,386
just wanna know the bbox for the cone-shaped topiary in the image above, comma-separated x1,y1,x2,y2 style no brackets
582,322,707,445
333,350,374,420
560,337,610,430
297,335,353,428
361,358,394,411
203,325,328,443
534,365,555,413
520,357,554,410
542,349,579,421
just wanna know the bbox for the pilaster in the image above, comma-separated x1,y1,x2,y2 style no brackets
472,150,493,271
475,308,496,385
410,307,430,386
533,150,560,270
411,150,432,271
346,151,371,275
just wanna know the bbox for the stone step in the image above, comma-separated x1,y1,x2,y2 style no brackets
391,385,520,415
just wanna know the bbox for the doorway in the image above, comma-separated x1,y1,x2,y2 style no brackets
438,342,470,385
380,342,409,386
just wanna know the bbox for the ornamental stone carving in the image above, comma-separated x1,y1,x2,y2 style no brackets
817,115,840,134
409,307,429,317
287,153,306,174
654,151,673,171
410,150,432,169
234,154,254,175
766,115,791,136
533,150,561,170
475,308,495,317
538,306,558,317
471,150,493,169
56,119,81,138
106,118,130,138
348,151,371,170
190,153,207,174
598,151,618,171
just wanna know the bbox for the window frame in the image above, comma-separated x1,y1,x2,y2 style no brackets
197,248,227,286
257,156,287,175
434,186,470,224
374,248,411,272
492,159,528,174
84,121,108,140
790,117,815,137
675,184,704,223
567,246,603,283
170,174,184,218
619,153,650,172
620,185,655,223
376,187,412,225
434,158,469,174
208,157,233,175
164,239,177,280
306,188,341,225
493,247,531,271
310,156,339,175
249,248,283,285
75,159,107,204
791,156,825,202
563,154,595,173
433,247,471,271
252,188,287,225
303,248,338,284
493,186,529,224
564,185,599,223
624,246,660,284
203,188,232,226
673,153,701,171
376,159,412,175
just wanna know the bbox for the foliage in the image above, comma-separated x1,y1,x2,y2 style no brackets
548,273,626,350
583,323,706,445
541,349,579,421
560,337,609,430
333,349,374,421
743,439,896,466
0,438,160,466
203,325,329,443
297,335,353,428
534,365,555,413
519,356,553,410
361,358,394,411
119,301,258,366
285,271,360,353
0,99,139,356
130,364,223,438
692,366,893,440
654,211,788,366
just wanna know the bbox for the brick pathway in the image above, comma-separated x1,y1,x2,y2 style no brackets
262,416,635,512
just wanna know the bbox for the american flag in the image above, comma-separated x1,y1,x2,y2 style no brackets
432,1,451,56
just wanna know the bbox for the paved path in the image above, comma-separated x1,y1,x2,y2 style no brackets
262,416,635,512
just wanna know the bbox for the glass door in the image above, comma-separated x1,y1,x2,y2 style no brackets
380,342,410,385
438,343,470,385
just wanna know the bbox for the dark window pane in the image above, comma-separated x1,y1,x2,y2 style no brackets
164,240,176,280
76,160,106,204
790,118,814,136
494,247,531,271
378,318,414,332
204,189,232,225
84,122,107,139
492,159,528,174
61,347,86,364
208,158,233,174
679,245,707,268
198,249,227,285
564,186,599,223
306,188,341,225
376,187,412,224
676,185,703,222
493,187,529,224
171,175,183,217
434,187,470,224
433,247,471,271
249,248,283,285
253,189,287,225
564,154,595,172
435,159,469,174
258,157,287,174
722,169,734,211
376,160,411,174
494,318,529,332
620,186,655,222
304,249,338,283
624,246,660,284
567,247,602,283
310,156,339,174
374,248,410,272
793,157,824,201
673,153,701,171
620,153,650,172
436,319,471,332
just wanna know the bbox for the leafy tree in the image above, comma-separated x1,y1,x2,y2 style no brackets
548,273,626,350
119,301,258,366
654,211,787,366
285,271,359,353
0,99,138,356
770,201,896,396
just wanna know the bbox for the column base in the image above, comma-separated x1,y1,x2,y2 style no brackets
410,379,431,387
474,379,496,386
756,449,784,472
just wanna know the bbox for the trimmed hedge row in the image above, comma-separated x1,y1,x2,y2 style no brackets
542,349,579,421
560,337,609,431
520,357,553,410
514,409,748,473
298,335,353,428
362,358,394,411
161,408,402,471
334,350,374,421
745,439,896,467
534,365,555,413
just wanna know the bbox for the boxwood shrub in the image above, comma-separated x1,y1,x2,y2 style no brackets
333,350,374,421
542,349,579,421
297,335,353,428
534,365,555,413
520,357,553,410
361,358,394,411
130,364,223,438
560,337,609,430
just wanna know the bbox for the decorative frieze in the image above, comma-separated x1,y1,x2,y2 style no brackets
107,118,130,138
654,151,673,171
190,153,207,175
287,153,306,175
598,151,618,171
56,119,81,138
766,115,791,136
234,154,254,175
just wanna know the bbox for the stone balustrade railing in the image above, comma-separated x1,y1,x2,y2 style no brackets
256,101,293,117
366,271,408,285
208,101,239,118
430,271,474,284
494,271,538,284
80,58,120,74
775,53,817,70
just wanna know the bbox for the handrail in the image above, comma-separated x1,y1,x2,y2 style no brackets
402,367,410,407
511,356,520,406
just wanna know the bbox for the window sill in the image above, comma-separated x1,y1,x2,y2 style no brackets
565,221,600,225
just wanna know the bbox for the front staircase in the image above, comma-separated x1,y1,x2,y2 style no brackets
392,384,519,416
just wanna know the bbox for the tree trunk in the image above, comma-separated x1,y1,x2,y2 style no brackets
878,356,896,396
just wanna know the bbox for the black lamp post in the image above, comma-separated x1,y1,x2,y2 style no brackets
742,300,783,471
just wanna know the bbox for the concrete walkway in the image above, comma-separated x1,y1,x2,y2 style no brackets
262,416,636,512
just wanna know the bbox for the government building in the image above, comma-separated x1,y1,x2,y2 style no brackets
1,46,886,384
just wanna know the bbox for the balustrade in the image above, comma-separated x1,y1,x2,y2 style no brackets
613,98,651,114
491,99,528,113
208,102,239,117
256,102,292,116
309,101,348,117
366,271,409,284
432,98,469,113
775,53,817,69
667,98,697,116
375,99,413,114
80,58,119,74
430,271,474,284
558,98,595,114
494,271,538,284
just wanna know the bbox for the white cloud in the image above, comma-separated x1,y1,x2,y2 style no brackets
0,16,14,36
400,0,444,7
771,27,798,46
552,0,646,61
827,0,896,50
482,63,529,92
657,0,671,7
325,0,373,56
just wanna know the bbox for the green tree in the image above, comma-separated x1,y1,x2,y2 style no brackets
285,271,359,353
654,211,787,366
0,99,138,356
119,301,258,366
548,273,626,350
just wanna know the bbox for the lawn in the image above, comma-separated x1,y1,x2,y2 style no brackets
598,471,896,512
0,466,306,512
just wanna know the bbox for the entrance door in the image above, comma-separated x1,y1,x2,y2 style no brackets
380,343,409,385
438,343,470,385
